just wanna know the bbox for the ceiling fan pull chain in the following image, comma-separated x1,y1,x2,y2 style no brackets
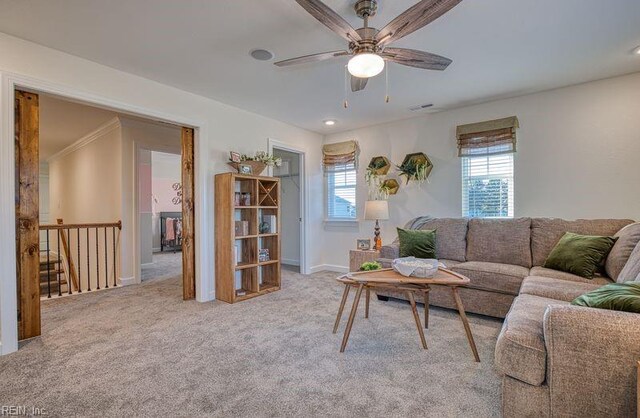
343,65,349,109
385,63,390,103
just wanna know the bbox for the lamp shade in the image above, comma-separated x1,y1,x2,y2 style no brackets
364,200,389,221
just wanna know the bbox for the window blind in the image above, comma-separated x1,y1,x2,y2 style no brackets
326,162,357,220
457,116,519,157
462,147,514,218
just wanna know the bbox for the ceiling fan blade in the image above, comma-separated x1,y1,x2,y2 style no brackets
375,0,462,47
295,0,362,42
350,76,368,92
274,50,349,67
382,48,452,70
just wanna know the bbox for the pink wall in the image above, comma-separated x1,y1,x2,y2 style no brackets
152,178,181,214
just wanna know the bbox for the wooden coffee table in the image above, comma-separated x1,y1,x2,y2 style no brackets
333,268,480,362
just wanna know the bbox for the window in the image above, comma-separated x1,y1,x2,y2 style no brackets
462,145,514,218
326,162,357,220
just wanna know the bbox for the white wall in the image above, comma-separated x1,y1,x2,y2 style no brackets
0,33,324,355
273,149,301,266
47,119,122,291
322,72,640,269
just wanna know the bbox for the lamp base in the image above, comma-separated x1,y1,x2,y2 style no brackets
373,219,382,250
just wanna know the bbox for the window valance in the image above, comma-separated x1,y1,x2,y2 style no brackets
456,116,519,157
322,140,359,172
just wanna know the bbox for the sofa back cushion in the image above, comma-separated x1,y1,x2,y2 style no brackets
530,218,633,267
466,218,532,268
618,241,640,283
415,218,468,262
606,223,640,282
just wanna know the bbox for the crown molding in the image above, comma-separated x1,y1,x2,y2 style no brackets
47,116,121,162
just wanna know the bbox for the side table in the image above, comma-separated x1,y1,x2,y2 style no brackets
349,249,380,272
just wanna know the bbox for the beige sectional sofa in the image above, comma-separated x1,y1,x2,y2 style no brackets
378,217,640,417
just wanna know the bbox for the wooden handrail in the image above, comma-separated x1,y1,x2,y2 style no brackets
39,221,122,230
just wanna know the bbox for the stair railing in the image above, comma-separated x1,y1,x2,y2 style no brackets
39,219,122,298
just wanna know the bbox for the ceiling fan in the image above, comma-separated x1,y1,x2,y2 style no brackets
275,0,461,92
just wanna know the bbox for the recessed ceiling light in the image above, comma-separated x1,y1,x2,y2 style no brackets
250,49,274,61
324,120,336,126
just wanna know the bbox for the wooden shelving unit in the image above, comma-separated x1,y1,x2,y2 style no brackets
214,173,281,303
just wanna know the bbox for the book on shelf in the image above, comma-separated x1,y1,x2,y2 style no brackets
234,220,249,236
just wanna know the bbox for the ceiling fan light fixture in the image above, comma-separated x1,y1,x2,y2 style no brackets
347,53,385,78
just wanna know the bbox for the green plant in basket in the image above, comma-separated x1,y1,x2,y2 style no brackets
360,261,382,271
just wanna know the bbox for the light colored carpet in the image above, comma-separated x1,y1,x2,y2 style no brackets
0,269,504,417
141,251,182,281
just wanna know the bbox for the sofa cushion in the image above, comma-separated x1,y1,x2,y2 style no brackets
438,259,462,269
543,232,617,279
495,294,569,386
571,282,640,314
413,218,468,261
520,276,603,302
529,266,613,286
616,240,640,283
530,218,633,267
606,223,640,281
451,261,529,295
466,218,532,268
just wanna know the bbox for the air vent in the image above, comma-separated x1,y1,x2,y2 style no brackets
409,103,434,112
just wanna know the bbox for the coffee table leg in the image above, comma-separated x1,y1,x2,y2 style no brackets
423,290,429,329
365,288,370,319
451,287,480,362
406,291,428,350
333,283,351,334
340,283,364,353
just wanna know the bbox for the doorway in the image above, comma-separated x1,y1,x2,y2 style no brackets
139,150,184,282
271,144,305,274
13,88,197,341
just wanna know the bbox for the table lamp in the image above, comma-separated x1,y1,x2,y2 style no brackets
364,200,389,250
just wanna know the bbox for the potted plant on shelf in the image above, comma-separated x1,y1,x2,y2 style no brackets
397,152,433,184
228,151,282,175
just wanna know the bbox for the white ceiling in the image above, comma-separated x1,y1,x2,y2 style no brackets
3,0,640,134
39,94,117,161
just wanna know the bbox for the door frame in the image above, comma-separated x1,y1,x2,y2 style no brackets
267,138,309,275
0,71,211,355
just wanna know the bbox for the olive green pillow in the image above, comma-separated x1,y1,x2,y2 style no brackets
544,232,617,278
397,228,437,259
572,282,640,314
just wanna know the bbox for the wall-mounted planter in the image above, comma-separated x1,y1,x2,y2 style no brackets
381,179,400,195
397,152,433,184
367,156,391,175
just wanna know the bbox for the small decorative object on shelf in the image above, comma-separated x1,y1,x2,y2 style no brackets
360,261,382,271
228,151,282,176
259,249,270,262
356,238,371,251
238,164,253,174
397,152,433,184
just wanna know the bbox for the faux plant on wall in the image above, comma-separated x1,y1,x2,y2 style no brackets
365,156,393,200
397,152,433,184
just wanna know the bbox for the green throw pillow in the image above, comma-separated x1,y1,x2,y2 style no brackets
544,232,617,278
572,282,640,314
397,228,437,259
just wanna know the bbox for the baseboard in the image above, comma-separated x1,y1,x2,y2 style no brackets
309,264,348,274
118,276,136,286
281,258,300,267
152,247,161,252
140,262,154,268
